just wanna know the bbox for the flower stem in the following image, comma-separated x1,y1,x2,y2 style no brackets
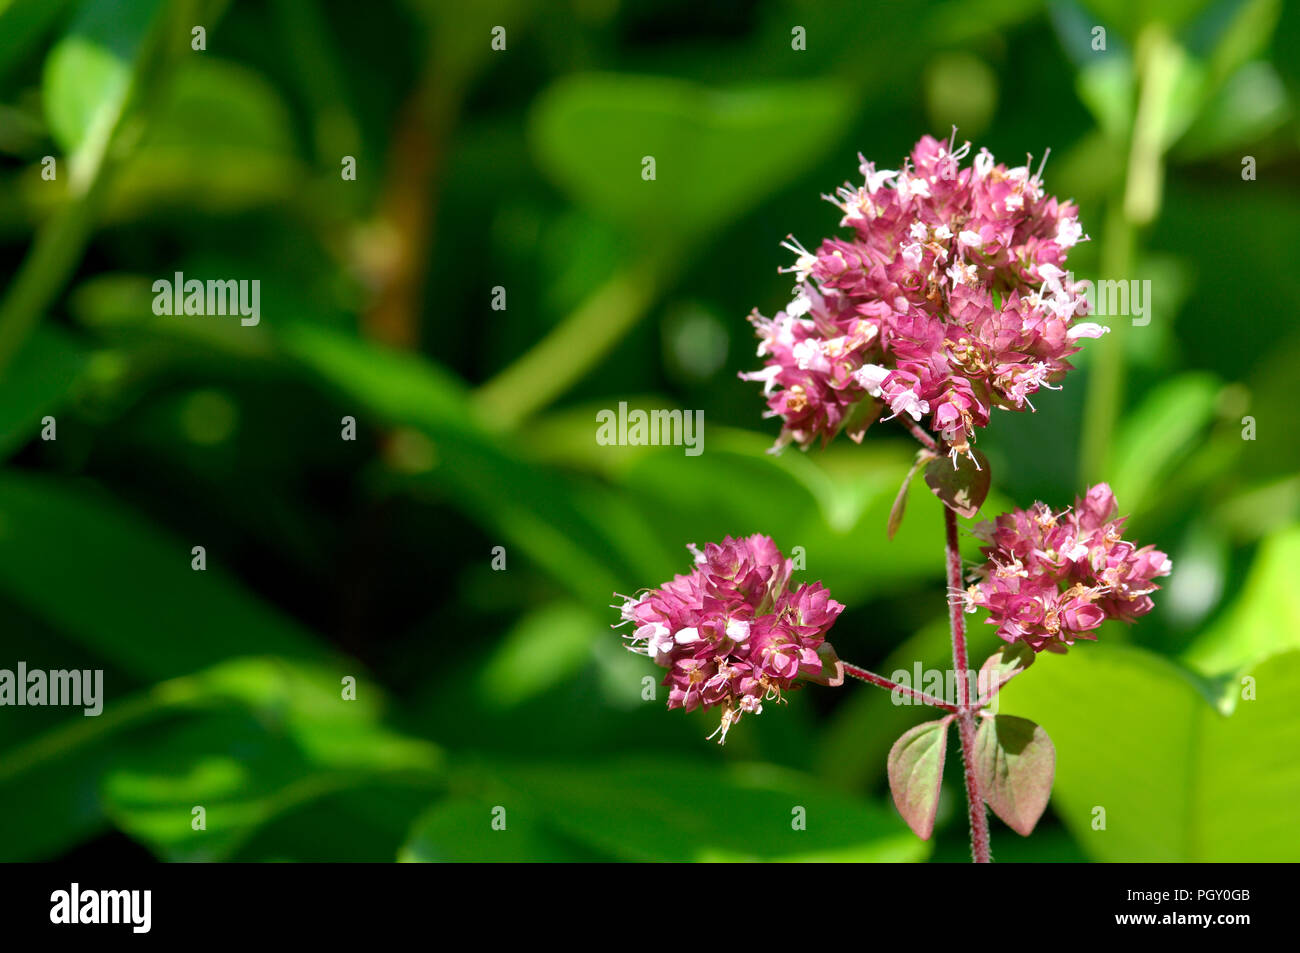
944,504,991,863
898,416,937,452
840,662,959,713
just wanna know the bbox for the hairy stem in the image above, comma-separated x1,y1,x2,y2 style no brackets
898,416,938,451
945,505,991,863
841,662,959,713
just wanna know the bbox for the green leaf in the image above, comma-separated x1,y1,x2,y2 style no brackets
1182,527,1300,675
498,760,929,862
400,797,601,862
42,0,163,156
0,472,329,680
476,602,603,709
1000,644,1300,860
1110,372,1221,515
1176,61,1289,159
974,714,1055,836
887,717,950,840
0,0,73,81
106,57,303,218
923,447,990,518
0,325,85,460
530,74,853,242
100,658,442,861
279,322,667,602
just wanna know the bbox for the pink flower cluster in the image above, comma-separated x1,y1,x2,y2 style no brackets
614,535,843,743
742,133,1105,456
962,484,1172,653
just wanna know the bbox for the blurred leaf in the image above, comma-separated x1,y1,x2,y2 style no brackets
280,323,669,600
477,602,603,709
0,324,85,459
400,797,601,862
1109,372,1220,515
1183,527,1300,675
497,759,930,862
1176,61,1290,158
42,0,162,156
1186,0,1283,87
101,657,442,861
1000,644,1300,860
106,57,302,217
0,0,73,81
1075,58,1136,144
530,74,853,243
0,472,329,680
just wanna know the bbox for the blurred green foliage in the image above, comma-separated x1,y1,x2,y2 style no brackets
0,0,1297,862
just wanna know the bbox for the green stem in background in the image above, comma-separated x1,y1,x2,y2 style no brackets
0,0,195,376
1079,24,1176,484
473,246,682,431
1079,199,1134,482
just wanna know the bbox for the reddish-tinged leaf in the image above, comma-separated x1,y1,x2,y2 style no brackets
977,643,1036,706
887,717,950,839
887,450,936,540
975,714,1055,836
805,641,845,686
923,448,990,518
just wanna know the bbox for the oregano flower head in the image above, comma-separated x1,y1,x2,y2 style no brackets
962,484,1172,653
614,534,843,743
742,132,1105,457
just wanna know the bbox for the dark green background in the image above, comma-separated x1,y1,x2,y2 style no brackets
0,0,1297,861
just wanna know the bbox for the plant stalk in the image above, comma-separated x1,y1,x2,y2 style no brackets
840,662,959,713
945,504,991,863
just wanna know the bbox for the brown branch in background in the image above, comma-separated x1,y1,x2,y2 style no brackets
360,71,459,350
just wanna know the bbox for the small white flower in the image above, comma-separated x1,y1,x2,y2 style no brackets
725,619,751,643
959,229,983,249
792,339,826,372
865,165,898,193
786,290,812,317
897,173,931,200
1066,322,1109,340
674,627,701,645
854,363,891,396
739,364,782,395
1056,217,1085,248
897,392,930,422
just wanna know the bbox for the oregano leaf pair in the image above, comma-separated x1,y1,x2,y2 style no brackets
887,708,1055,841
